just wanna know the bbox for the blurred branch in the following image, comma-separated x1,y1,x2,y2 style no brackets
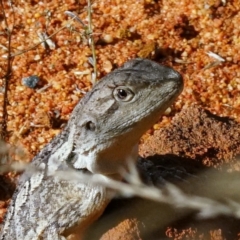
0,0,15,140
55,163,240,219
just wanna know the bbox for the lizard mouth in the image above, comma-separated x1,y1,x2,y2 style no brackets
76,168,92,174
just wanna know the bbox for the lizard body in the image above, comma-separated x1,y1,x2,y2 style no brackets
0,58,183,239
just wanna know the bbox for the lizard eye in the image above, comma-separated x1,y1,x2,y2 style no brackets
113,87,134,102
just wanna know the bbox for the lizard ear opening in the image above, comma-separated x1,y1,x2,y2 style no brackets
113,86,135,102
85,121,96,131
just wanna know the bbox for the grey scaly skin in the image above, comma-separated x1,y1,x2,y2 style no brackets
0,58,183,239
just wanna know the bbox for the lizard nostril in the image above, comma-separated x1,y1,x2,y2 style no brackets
86,121,96,131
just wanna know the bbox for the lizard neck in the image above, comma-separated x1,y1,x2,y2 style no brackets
72,141,139,179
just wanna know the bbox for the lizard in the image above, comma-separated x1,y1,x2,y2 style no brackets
0,58,183,239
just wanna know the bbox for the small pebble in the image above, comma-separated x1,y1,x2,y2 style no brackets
102,34,114,43
22,75,40,89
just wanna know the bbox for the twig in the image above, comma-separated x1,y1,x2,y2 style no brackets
66,8,98,84
2,156,240,220
10,18,76,57
0,0,15,140
36,83,52,93
55,168,240,219
65,11,87,27
87,0,97,84
65,6,98,84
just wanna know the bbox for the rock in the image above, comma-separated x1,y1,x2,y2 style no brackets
22,75,39,89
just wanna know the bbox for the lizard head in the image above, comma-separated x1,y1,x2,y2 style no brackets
68,58,183,178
